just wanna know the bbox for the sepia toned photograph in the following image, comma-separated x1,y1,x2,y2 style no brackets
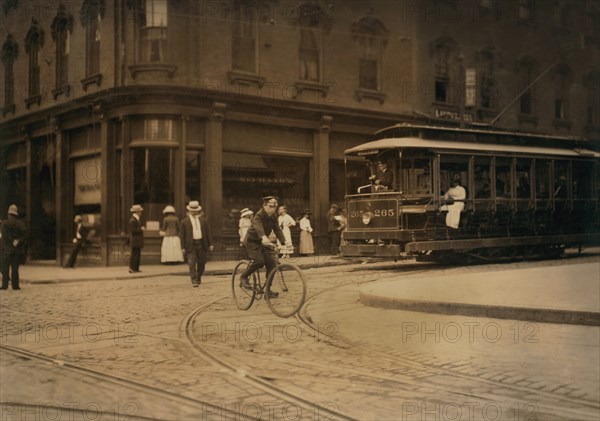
1,0,599,419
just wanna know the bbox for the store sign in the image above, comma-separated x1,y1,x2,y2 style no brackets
74,158,101,205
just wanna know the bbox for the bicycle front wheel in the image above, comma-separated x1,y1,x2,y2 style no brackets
265,263,307,318
232,261,256,311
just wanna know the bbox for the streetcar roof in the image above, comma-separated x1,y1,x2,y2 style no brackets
344,137,600,158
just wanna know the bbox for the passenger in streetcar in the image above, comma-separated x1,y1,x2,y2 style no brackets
369,160,393,192
442,174,466,229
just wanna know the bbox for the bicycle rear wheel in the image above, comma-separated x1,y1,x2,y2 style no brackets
265,263,306,318
232,261,256,310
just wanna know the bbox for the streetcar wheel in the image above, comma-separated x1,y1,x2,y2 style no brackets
231,260,256,311
265,263,307,318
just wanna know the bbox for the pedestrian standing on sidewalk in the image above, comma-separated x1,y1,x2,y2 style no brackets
1,205,26,290
238,208,253,259
277,205,296,258
65,215,89,268
298,209,314,256
179,201,214,287
160,205,184,264
128,204,144,273
327,204,342,255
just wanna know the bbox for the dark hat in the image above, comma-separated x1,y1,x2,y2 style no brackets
262,196,279,203
452,173,461,182
302,209,312,215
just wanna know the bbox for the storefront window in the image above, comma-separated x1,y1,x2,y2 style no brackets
185,150,201,204
132,148,174,225
222,153,309,230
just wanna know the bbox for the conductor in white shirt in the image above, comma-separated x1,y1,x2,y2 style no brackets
179,201,214,287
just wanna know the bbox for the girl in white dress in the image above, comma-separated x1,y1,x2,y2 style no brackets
277,206,295,258
298,210,314,255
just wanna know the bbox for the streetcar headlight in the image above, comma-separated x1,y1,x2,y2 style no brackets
362,211,373,225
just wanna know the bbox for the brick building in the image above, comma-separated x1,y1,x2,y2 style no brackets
1,0,599,265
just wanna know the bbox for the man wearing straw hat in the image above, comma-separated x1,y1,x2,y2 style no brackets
180,201,214,287
128,204,144,273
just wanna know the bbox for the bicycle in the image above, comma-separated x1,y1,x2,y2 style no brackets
231,245,307,318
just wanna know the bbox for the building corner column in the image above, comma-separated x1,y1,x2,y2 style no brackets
54,120,67,265
313,115,332,249
205,102,225,252
99,107,112,266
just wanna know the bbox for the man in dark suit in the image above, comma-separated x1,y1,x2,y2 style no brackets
1,204,26,290
327,203,342,255
369,160,393,191
179,201,214,287
240,196,287,297
128,204,144,273
65,215,90,268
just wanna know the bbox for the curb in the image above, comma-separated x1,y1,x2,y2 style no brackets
359,290,600,326
19,259,354,285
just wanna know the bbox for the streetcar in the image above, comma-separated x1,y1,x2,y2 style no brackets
341,123,600,263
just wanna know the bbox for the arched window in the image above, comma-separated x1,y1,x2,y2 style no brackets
25,18,44,102
352,16,388,92
81,0,104,78
1,34,18,114
517,56,538,116
51,4,73,96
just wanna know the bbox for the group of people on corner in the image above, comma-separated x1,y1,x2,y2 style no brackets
127,200,213,288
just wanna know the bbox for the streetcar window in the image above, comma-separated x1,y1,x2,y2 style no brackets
535,159,551,199
495,158,512,198
474,157,491,199
554,160,569,200
401,156,432,195
573,161,593,199
440,155,468,195
516,158,532,199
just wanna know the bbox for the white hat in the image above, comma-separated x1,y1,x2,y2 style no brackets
8,204,18,216
163,205,176,214
186,201,202,212
130,204,144,212
240,208,254,218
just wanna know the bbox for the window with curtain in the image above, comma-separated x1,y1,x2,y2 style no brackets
518,56,537,116
25,20,43,100
140,0,167,63
81,0,103,76
51,5,73,90
352,16,388,91
232,3,257,73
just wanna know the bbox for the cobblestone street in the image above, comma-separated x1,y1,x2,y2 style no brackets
1,257,599,420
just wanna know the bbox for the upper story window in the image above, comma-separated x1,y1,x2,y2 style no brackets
584,70,600,126
352,16,388,91
554,63,572,121
139,0,167,62
517,56,538,116
478,46,497,109
1,34,18,113
25,19,44,100
51,4,74,90
298,3,327,82
232,2,258,73
518,0,535,23
432,36,458,104
81,0,104,77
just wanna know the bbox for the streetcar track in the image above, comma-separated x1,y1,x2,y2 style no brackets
295,270,600,419
0,344,243,420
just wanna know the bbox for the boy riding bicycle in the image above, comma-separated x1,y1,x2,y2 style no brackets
240,196,289,298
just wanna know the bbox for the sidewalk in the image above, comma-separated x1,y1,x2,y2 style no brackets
360,258,600,326
17,254,351,284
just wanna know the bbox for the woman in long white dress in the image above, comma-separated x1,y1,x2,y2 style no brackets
298,210,314,256
160,205,184,263
277,206,295,258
